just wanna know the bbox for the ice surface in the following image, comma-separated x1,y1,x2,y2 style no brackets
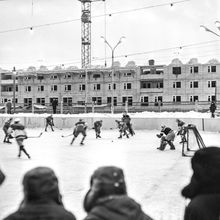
0,127,220,220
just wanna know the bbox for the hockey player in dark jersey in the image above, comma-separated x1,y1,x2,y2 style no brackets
176,118,187,144
93,120,102,138
3,118,13,143
11,118,31,159
156,125,175,151
70,119,87,145
122,112,135,136
45,115,54,132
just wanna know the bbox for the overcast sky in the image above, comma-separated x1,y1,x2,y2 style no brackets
0,0,220,70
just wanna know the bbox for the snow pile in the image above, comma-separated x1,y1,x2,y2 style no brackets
0,110,211,118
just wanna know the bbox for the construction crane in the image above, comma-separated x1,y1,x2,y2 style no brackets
78,0,105,68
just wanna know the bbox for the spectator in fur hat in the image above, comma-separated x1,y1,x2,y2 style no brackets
181,146,220,220
3,167,76,220
0,168,5,185
83,166,153,220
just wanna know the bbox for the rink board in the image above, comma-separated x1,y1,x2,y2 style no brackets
0,115,219,132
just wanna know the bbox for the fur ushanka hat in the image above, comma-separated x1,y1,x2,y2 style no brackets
182,146,220,199
22,167,62,205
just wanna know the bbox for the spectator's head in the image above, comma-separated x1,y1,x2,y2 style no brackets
79,119,83,122
0,169,5,185
182,146,220,199
22,167,62,205
14,118,20,123
84,166,127,212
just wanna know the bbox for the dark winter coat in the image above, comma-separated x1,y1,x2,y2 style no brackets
84,195,153,220
182,147,220,220
161,127,172,135
0,168,5,185
46,116,54,126
3,167,76,220
209,102,216,113
122,115,131,124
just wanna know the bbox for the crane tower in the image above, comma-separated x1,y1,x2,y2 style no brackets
78,0,104,68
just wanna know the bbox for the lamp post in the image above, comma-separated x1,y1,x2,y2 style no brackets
12,67,16,114
101,36,125,114
200,21,220,37
200,21,220,104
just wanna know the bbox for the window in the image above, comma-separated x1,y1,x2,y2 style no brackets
79,74,85,78
190,66,199,73
142,68,151,75
108,83,116,90
51,85,58,91
208,95,216,102
208,66,216,73
208,80,216,88
37,75,44,80
92,97,102,105
24,76,31,80
63,97,72,106
50,75,57,79
64,74,71,79
124,72,132,77
37,85,44,92
77,101,85,105
173,81,181,88
93,74,101,78
190,96,199,102
124,83,132,90
64,85,72,91
25,86,31,92
24,98,32,107
190,81,199,88
140,96,149,106
93,84,101,90
79,84,85,91
173,96,181,102
154,96,163,106
172,67,181,75
36,98,45,105
122,96,133,106
107,97,117,106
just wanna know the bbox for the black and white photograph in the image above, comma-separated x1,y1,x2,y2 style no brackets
0,0,220,219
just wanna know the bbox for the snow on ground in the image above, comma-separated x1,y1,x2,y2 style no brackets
0,110,212,118
0,127,220,220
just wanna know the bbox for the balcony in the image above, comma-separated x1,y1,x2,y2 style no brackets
0,79,18,85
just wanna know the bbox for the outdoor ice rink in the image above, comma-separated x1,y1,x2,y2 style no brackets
0,128,220,220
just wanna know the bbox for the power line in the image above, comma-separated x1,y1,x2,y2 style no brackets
0,0,190,34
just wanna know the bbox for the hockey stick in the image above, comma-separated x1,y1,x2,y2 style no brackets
27,132,43,139
61,133,73,138
54,126,63,130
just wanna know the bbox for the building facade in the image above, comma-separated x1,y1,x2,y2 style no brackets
0,58,219,113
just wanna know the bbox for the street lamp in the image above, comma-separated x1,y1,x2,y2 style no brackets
200,21,220,37
101,36,125,114
12,66,16,114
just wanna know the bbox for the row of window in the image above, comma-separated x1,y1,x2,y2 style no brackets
23,72,133,81
23,83,133,92
172,80,216,89
23,96,134,106
173,65,217,75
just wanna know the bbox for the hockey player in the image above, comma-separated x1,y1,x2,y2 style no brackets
45,115,54,132
3,117,13,143
11,118,31,159
115,120,129,139
156,125,175,151
122,112,135,136
176,118,187,144
70,119,87,145
93,120,102,138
